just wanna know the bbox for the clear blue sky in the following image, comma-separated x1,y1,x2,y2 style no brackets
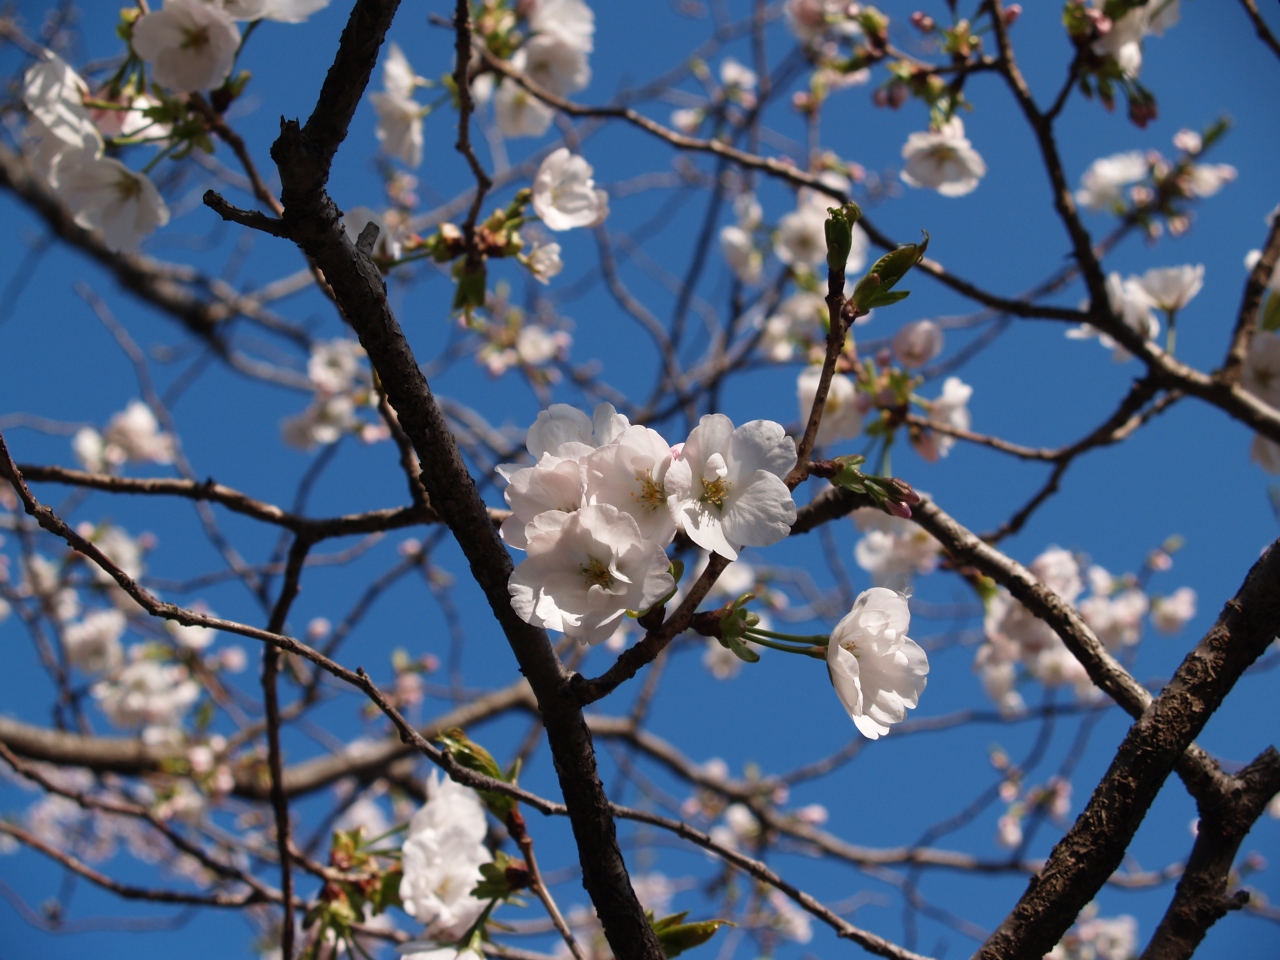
1,1,1278,957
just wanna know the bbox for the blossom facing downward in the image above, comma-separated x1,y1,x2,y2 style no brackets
494,79,555,138
665,414,797,560
22,53,102,158
900,118,987,197
131,0,241,93
399,772,492,941
508,504,674,644
827,588,929,739
531,149,609,231
53,153,170,252
913,377,972,462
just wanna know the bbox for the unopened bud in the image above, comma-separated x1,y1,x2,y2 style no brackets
1003,4,1021,26
910,12,935,32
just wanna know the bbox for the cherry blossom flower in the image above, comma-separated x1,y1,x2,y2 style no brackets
760,292,826,361
282,394,362,450
1074,151,1148,211
852,506,941,590
499,453,586,550
1151,586,1196,633
371,44,425,167
720,225,762,286
900,118,987,197
508,504,674,644
892,320,944,369
52,153,170,252
766,889,813,943
529,0,595,52
1048,906,1138,960
665,414,797,560
784,0,861,45
307,339,366,394
1090,0,1178,79
523,402,629,460
515,324,569,366
89,89,167,141
913,376,972,462
494,79,555,138
22,52,102,159
670,107,704,134
225,0,331,23
1137,264,1203,313
132,0,242,93
92,652,200,731
526,242,563,283
64,609,126,673
827,588,929,739
400,772,491,941
532,149,609,230
1068,273,1159,361
1079,584,1148,651
105,401,176,464
1185,162,1236,198
583,424,678,544
515,34,590,96
797,366,861,446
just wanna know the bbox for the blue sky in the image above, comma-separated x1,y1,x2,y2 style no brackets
1,1,1279,957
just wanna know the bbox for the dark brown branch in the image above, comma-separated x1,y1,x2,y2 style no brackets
975,539,1280,960
1221,210,1280,382
1237,0,1280,60
1140,747,1280,960
203,190,293,237
260,4,662,955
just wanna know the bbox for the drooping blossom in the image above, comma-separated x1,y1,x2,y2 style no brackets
665,414,797,560
22,52,102,160
796,366,861,446
851,506,940,591
53,153,170,252
1090,0,1178,79
892,320,944,369
1074,151,1149,211
508,504,674,644
531,149,609,230
131,0,242,93
399,772,492,942
371,44,425,167
1137,264,1203,313
827,588,929,739
899,118,987,197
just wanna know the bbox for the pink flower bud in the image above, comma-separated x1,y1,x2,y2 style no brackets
1003,4,1022,25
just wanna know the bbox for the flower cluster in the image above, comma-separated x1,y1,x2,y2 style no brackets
479,0,596,139
73,401,176,473
975,546,1196,714
1047,903,1138,960
282,339,392,451
1067,265,1202,360
22,52,169,252
503,404,797,644
399,772,493,944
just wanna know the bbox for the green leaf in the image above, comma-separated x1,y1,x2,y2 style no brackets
823,202,863,275
651,912,735,958
863,289,911,309
437,728,515,820
850,233,928,313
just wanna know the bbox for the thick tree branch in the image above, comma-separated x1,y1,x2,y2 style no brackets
1139,747,1280,960
975,539,1280,960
